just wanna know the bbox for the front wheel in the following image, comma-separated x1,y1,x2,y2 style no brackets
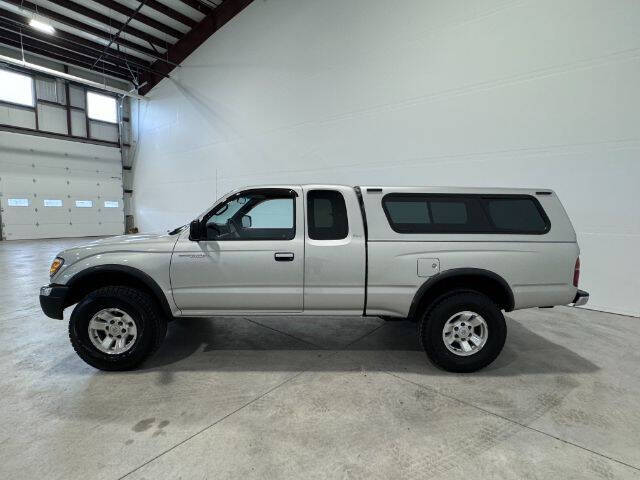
418,290,506,373
69,286,167,371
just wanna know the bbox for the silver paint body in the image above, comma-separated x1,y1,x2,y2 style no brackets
50,185,580,317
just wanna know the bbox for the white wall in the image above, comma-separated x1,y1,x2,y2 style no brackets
131,0,640,316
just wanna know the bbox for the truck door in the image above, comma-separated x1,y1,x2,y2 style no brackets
303,186,366,314
171,187,304,314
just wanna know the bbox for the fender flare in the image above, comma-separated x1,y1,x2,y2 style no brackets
407,267,515,319
66,264,173,318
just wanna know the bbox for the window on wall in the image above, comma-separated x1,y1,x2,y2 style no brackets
87,91,117,123
0,69,34,107
7,198,29,207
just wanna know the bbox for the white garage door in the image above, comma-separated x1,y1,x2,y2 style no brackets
0,131,124,240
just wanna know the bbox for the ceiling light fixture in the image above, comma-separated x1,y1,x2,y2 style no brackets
29,18,55,35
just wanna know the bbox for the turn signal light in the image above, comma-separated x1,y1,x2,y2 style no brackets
50,257,64,277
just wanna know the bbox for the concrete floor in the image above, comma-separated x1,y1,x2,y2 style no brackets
0,237,639,480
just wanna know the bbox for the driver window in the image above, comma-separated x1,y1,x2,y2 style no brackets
208,196,247,229
205,192,295,241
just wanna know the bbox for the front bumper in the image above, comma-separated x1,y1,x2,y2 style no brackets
572,289,589,307
40,284,69,319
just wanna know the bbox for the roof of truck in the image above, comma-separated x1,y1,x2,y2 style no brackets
231,184,554,194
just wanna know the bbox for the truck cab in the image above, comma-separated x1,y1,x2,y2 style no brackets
172,185,367,316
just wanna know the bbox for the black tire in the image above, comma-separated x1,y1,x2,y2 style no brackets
69,286,167,371
418,290,506,373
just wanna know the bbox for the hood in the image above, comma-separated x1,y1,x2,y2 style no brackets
77,233,175,248
57,232,182,265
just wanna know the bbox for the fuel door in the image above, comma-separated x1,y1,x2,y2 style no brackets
417,258,440,277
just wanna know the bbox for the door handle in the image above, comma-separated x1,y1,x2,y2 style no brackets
274,252,294,262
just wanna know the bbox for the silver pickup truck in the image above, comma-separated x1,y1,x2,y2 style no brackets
40,185,588,372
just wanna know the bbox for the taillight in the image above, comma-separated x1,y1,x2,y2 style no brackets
573,257,580,287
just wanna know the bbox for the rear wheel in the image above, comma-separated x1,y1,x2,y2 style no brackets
69,286,167,371
418,290,506,373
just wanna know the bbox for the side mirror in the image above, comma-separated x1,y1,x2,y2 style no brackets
241,215,252,228
189,219,202,241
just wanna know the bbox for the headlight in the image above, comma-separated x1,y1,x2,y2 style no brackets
50,257,64,277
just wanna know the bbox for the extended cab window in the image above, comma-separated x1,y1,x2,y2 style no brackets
307,190,349,240
382,194,549,234
205,191,295,240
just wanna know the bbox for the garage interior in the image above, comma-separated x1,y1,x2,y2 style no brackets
0,1,639,479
